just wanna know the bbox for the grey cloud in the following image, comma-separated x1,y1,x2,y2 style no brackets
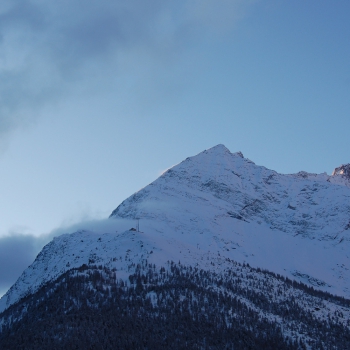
1,1,181,75
0,233,51,295
0,218,136,296
0,0,256,136
0,1,46,31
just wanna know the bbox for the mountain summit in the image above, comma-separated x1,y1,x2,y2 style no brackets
1,145,350,313
111,144,350,240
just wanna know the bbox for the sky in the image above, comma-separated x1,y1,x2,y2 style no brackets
0,0,350,296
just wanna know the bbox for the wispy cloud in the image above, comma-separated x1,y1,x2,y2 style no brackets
0,0,256,137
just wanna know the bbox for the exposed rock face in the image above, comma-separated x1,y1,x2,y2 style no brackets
332,164,350,179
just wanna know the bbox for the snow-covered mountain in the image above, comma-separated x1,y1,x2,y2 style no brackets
1,144,350,314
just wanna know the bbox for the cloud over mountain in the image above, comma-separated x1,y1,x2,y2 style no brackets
0,0,254,137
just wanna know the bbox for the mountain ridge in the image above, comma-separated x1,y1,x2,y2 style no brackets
1,144,350,315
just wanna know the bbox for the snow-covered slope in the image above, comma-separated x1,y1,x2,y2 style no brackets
1,144,350,313
111,144,350,240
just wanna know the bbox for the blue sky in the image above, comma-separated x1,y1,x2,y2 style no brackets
0,0,350,295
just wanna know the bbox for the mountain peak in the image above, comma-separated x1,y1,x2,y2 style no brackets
205,144,230,153
332,164,350,179
203,144,244,158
